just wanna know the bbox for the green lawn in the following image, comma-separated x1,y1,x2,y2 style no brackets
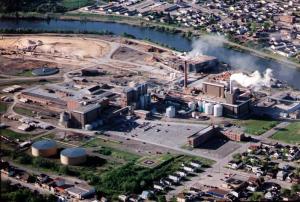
271,122,300,144
83,138,120,148
0,129,29,141
96,146,141,162
236,119,278,135
14,106,35,116
0,102,8,113
62,0,95,10
17,70,34,77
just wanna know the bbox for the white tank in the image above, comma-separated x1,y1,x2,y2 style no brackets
204,103,213,115
213,104,223,117
191,111,196,118
85,124,93,130
166,106,176,118
188,101,196,111
59,112,69,122
202,101,206,112
197,101,203,112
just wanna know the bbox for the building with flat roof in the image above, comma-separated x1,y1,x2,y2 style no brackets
69,103,101,129
187,126,218,148
66,184,95,199
202,81,225,98
171,55,219,73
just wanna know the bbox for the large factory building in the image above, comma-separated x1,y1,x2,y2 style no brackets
200,81,251,118
121,82,151,109
69,104,101,129
171,56,218,73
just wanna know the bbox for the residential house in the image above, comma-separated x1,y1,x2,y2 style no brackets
168,174,181,184
176,170,187,177
277,170,288,181
153,182,165,191
65,184,95,199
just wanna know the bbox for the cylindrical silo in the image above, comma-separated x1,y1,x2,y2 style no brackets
31,140,57,157
166,106,176,118
188,101,196,111
60,148,87,166
197,101,202,112
213,104,223,117
85,124,93,130
204,103,213,115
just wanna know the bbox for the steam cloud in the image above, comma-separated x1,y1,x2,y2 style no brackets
187,35,288,90
187,35,225,58
230,68,274,90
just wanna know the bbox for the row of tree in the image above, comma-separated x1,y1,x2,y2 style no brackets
0,0,70,13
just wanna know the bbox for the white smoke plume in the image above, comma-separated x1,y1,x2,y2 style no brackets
230,68,274,90
187,35,225,58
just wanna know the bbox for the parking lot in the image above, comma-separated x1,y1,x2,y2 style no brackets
110,119,242,160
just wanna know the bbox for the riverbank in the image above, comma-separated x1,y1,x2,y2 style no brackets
1,11,300,68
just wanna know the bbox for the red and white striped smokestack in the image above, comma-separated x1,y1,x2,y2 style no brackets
184,60,188,88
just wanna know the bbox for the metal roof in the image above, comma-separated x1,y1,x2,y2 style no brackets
32,140,57,150
32,67,59,76
61,148,86,158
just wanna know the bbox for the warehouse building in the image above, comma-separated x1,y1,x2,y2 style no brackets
65,184,95,199
171,55,219,73
202,81,225,98
187,126,218,148
69,104,101,129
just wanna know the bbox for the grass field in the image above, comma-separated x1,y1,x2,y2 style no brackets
271,122,300,144
16,70,34,77
136,154,174,168
14,106,35,117
62,0,95,10
236,119,278,135
0,102,8,113
1,129,29,141
96,146,141,162
83,137,121,148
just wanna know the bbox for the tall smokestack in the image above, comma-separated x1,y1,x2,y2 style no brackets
184,60,188,88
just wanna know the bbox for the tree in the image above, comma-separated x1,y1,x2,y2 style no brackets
250,22,258,33
249,192,264,201
262,21,271,30
232,153,242,162
17,154,32,165
281,188,292,197
158,195,167,202
291,184,300,195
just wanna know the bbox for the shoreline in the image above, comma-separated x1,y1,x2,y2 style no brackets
1,12,300,69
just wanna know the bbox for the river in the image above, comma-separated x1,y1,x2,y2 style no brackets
0,18,299,89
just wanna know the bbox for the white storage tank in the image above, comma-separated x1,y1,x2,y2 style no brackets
166,106,176,118
60,148,87,166
204,103,213,115
85,124,93,131
31,140,57,157
188,101,196,111
213,104,223,117
197,101,202,111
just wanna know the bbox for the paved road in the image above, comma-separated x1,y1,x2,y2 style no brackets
1,173,52,195
166,121,295,199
